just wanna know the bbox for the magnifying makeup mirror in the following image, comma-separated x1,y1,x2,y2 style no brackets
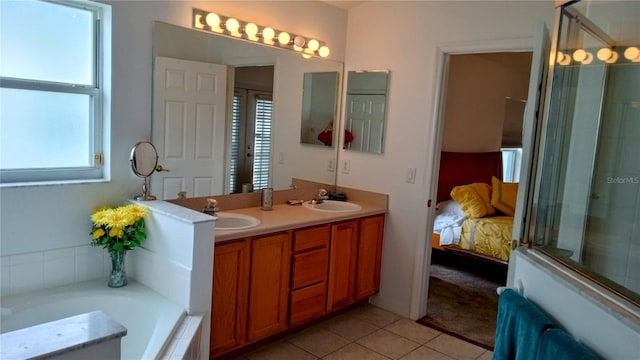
130,141,159,200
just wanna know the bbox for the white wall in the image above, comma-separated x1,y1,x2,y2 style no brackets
508,248,640,359
0,1,346,263
339,1,554,317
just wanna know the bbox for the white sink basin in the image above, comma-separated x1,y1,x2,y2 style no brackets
302,200,362,213
215,213,260,230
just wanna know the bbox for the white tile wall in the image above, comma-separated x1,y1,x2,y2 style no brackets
0,245,107,297
160,315,203,360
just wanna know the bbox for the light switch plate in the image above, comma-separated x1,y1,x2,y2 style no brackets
342,160,351,174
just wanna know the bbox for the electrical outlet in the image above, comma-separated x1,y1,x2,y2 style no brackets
328,159,335,172
341,159,351,174
278,152,285,165
406,167,416,184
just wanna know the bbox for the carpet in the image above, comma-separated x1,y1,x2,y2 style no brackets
417,251,507,350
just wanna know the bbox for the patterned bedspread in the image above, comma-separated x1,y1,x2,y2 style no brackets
459,216,513,261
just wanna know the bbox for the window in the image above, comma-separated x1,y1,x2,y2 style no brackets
252,95,272,190
228,89,272,193
501,148,522,183
0,0,110,185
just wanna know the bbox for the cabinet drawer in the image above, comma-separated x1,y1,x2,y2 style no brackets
293,225,330,252
289,282,326,326
291,248,328,289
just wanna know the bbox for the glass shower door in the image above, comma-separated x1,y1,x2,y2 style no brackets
532,0,640,303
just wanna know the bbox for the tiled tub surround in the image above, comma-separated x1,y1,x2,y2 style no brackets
0,279,184,359
0,200,216,360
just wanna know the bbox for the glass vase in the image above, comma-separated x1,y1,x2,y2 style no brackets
108,250,128,288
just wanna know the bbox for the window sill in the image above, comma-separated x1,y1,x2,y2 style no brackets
0,178,110,188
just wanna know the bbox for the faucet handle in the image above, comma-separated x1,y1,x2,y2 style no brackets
203,198,219,215
318,188,328,196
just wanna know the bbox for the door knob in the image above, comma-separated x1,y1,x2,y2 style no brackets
155,165,170,172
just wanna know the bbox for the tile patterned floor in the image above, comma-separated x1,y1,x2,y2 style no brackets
241,304,493,360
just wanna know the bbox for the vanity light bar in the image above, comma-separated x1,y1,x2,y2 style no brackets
192,8,330,58
556,45,640,66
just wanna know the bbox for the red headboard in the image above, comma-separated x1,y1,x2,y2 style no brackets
436,151,503,204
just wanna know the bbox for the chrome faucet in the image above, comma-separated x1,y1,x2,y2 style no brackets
202,198,219,216
312,188,328,204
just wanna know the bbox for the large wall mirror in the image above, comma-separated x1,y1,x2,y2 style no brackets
151,21,343,200
343,70,390,154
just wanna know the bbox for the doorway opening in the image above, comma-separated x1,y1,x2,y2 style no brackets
229,65,274,194
418,51,532,349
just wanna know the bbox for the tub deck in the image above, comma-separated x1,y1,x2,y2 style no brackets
0,279,185,359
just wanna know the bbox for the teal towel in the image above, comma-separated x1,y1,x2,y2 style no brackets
493,289,555,360
536,328,599,360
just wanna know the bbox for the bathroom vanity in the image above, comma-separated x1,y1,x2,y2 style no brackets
205,199,386,358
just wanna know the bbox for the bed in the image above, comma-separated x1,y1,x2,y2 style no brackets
432,151,516,265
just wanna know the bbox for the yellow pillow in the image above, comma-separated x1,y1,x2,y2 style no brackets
491,176,518,216
450,183,496,219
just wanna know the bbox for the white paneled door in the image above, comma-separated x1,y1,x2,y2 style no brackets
152,57,228,200
345,94,385,153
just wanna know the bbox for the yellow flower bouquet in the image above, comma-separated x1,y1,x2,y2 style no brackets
91,204,148,253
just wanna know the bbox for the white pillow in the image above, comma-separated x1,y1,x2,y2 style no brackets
433,200,466,233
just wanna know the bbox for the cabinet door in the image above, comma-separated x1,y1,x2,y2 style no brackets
247,232,291,341
211,240,250,357
326,220,358,311
355,215,385,300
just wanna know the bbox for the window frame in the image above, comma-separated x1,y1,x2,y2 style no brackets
0,0,110,186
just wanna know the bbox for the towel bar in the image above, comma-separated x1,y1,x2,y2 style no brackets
497,280,523,295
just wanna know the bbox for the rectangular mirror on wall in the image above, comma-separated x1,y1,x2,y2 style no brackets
150,21,343,199
300,72,340,147
343,70,389,154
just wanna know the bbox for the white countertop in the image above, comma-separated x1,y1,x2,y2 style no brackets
213,201,386,242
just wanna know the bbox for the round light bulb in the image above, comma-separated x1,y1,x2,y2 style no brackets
278,32,291,45
293,36,306,48
556,51,571,65
318,46,330,58
624,46,640,61
596,48,618,63
205,13,220,28
245,23,258,37
573,49,587,62
307,39,320,51
262,27,275,41
597,48,612,61
225,18,240,33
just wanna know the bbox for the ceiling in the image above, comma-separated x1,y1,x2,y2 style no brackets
322,1,367,10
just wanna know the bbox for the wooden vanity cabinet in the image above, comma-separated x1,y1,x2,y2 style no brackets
289,225,330,326
355,215,385,300
210,239,250,358
211,232,291,357
326,220,359,311
211,214,384,358
326,214,385,311
247,232,291,341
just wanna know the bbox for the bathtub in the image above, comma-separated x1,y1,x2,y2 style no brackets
0,279,185,359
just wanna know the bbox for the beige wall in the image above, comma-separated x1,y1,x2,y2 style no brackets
442,52,532,152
